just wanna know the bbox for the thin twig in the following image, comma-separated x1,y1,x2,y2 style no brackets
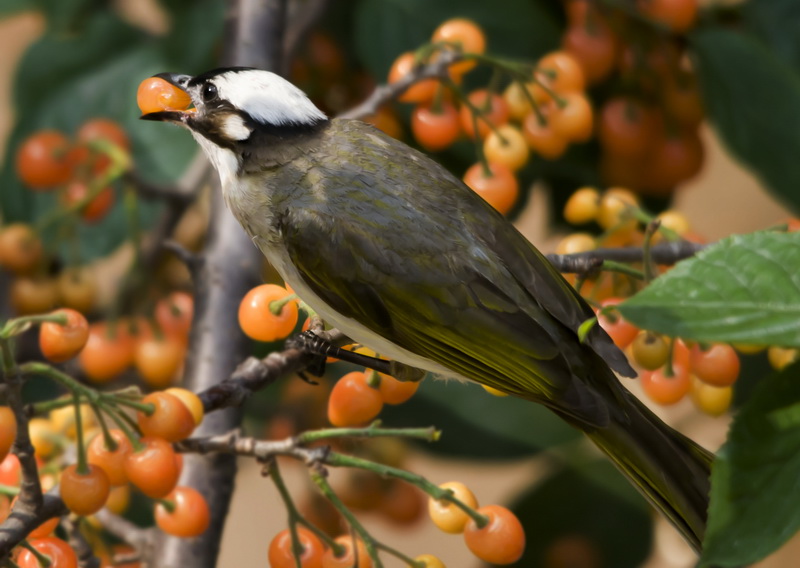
340,50,463,120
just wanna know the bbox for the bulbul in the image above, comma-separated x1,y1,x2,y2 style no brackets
143,67,712,551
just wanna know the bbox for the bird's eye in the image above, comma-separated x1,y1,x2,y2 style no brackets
202,83,218,103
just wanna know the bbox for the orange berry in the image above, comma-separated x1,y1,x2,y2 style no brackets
378,373,420,405
327,371,383,426
16,130,73,189
638,0,698,33
460,90,510,139
690,343,740,387
134,335,186,388
0,223,43,274
0,408,17,464
137,77,192,114
463,162,519,215
268,526,325,568
155,291,194,339
388,52,439,104
464,505,526,564
521,111,568,160
536,51,586,94
549,93,593,143
39,309,90,363
79,322,135,383
238,284,299,342
562,10,618,84
137,391,196,442
598,97,659,157
60,464,110,516
322,535,372,568
411,101,461,151
597,298,638,350
640,364,691,405
432,18,486,75
155,486,211,537
87,429,132,486
77,118,130,152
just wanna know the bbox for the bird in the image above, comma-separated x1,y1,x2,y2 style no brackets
142,67,713,552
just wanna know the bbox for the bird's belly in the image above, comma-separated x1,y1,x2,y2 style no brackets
257,240,466,382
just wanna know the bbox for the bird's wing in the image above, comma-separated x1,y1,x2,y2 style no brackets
279,188,612,426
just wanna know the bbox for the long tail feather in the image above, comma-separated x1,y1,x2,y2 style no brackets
585,388,712,552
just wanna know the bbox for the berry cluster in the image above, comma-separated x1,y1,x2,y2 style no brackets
560,0,707,194
234,282,526,565
0,308,209,567
557,186,747,415
387,19,595,215
1,118,133,319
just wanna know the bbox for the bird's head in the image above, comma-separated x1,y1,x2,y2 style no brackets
140,67,328,151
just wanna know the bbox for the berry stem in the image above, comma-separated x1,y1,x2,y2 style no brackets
0,313,69,340
326,451,489,528
642,220,661,283
98,402,144,452
72,392,89,475
309,469,384,568
268,293,298,316
296,423,440,445
19,540,51,567
0,484,20,497
374,541,426,568
156,498,176,514
267,460,343,558
599,260,645,280
91,401,119,453
664,339,677,378
443,76,507,142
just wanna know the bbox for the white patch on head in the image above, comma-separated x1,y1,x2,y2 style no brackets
221,114,252,140
212,70,327,127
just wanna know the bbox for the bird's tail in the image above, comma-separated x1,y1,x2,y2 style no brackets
583,388,712,553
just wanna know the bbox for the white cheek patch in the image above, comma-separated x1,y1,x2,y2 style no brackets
221,114,252,141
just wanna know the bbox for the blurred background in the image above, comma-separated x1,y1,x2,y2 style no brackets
1,0,798,566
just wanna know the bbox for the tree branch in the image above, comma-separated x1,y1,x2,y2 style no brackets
546,240,706,275
340,50,462,120
150,0,290,567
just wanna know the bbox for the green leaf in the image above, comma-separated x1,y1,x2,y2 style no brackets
34,0,104,32
380,379,579,459
0,0,36,16
741,0,800,75
701,361,800,566
509,462,652,567
690,28,800,214
618,231,800,346
353,0,561,81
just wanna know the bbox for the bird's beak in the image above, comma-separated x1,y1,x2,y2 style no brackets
139,73,194,124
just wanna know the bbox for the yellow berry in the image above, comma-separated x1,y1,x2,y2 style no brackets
429,481,479,534
690,376,733,417
597,187,638,230
483,125,530,172
555,233,596,255
768,346,798,371
564,187,600,225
